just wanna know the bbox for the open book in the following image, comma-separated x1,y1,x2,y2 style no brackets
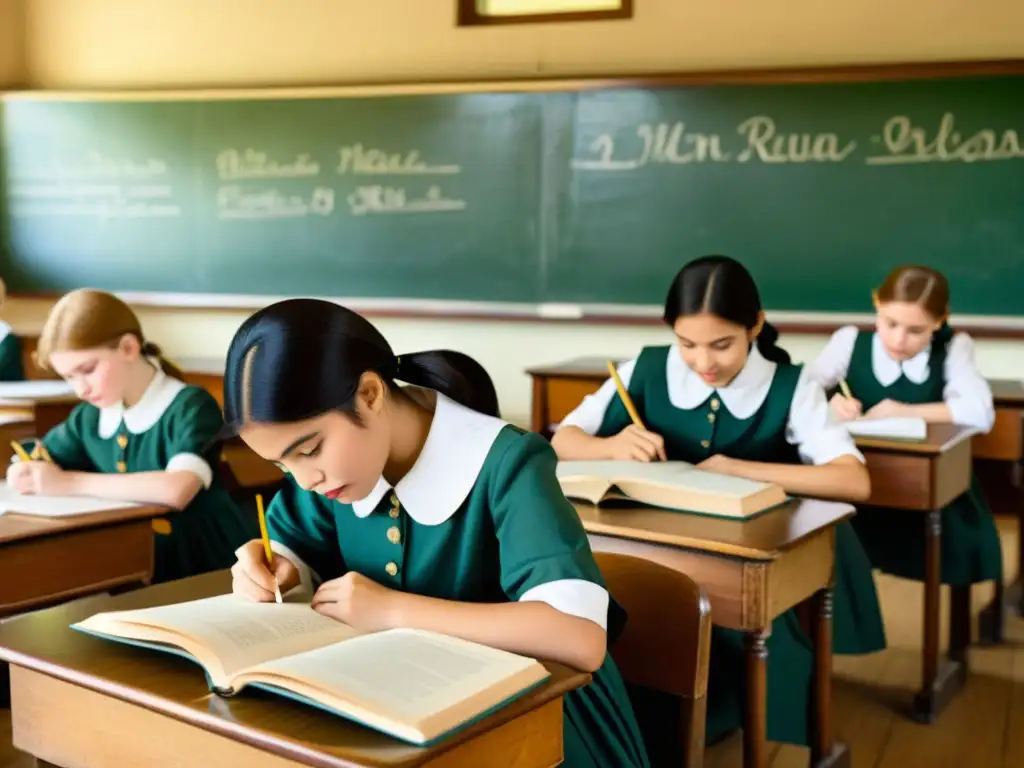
556,460,787,518
845,416,927,441
73,594,550,746
0,482,142,517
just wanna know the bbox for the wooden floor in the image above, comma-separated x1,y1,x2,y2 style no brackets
0,519,1022,767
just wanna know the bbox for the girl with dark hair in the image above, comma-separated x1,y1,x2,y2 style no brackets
552,255,885,748
225,299,649,768
5,288,255,583
806,265,1000,587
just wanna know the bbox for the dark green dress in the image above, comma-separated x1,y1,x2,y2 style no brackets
39,366,256,583
266,393,649,768
0,326,24,381
578,344,885,747
842,329,1002,585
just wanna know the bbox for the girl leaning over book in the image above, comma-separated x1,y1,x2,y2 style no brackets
4,289,256,583
804,264,1000,588
551,254,886,748
225,298,649,768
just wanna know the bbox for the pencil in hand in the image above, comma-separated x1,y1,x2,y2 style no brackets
256,494,283,604
838,379,854,400
606,360,645,429
10,441,32,463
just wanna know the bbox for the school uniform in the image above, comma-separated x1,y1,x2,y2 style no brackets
559,343,886,747
40,362,257,583
0,322,24,381
806,325,1001,585
266,392,650,768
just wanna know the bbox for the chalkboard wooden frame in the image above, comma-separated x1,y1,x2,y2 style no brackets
456,0,633,26
4,58,1024,338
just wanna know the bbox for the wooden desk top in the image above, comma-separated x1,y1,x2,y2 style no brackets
0,500,163,546
989,378,1024,406
176,356,227,376
853,423,978,454
526,357,618,378
576,497,855,561
0,571,590,768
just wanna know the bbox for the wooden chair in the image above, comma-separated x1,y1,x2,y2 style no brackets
595,551,712,768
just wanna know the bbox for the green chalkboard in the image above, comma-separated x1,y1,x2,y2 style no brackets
0,92,551,303
549,75,1024,315
1,68,1023,317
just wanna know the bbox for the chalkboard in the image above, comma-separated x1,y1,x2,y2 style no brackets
0,92,552,303
1,65,1023,318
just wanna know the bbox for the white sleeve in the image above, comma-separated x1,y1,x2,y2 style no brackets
166,452,214,489
556,357,637,435
804,325,858,391
519,580,610,630
786,367,865,465
943,333,995,432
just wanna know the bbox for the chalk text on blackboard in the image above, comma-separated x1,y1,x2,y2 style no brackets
337,145,461,176
216,149,321,180
216,186,335,220
9,152,168,181
865,113,1024,165
347,185,467,216
736,117,856,163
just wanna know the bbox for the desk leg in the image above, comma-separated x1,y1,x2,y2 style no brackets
809,589,850,768
744,631,768,768
914,509,967,723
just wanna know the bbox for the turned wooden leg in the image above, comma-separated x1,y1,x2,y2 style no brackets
743,631,769,768
948,585,971,664
808,590,850,768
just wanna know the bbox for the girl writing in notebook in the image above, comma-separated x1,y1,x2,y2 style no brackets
805,264,1000,588
551,254,885,748
4,289,255,583
226,299,649,768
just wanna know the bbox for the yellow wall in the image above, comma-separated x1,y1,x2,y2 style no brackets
0,0,25,87
6,0,1024,423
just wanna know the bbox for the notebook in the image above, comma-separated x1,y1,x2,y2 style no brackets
556,459,787,518
845,416,927,441
0,483,141,517
73,594,551,746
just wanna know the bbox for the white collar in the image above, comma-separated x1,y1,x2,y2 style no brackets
871,333,930,386
0,321,11,344
98,360,186,438
666,343,777,419
351,392,507,526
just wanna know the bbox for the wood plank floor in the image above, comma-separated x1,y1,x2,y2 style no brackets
0,518,1021,767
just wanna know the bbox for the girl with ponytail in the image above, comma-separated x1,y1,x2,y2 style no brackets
5,288,255,583
806,265,1001,589
553,254,885,748
224,299,649,768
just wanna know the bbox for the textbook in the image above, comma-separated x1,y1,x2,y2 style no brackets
845,416,927,441
556,460,787,518
73,594,551,746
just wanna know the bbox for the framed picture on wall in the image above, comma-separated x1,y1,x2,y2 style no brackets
457,0,633,26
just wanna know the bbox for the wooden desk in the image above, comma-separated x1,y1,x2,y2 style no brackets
854,424,975,723
0,393,78,436
0,500,161,617
975,379,1024,643
577,497,851,768
0,572,588,768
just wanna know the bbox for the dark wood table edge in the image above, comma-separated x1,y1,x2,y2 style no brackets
0,642,587,768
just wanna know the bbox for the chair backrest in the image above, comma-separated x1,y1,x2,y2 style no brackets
595,551,712,768
20,335,59,380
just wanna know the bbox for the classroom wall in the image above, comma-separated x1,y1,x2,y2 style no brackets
5,0,1024,425
0,0,25,87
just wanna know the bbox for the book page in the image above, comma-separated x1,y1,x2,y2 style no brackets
0,380,75,399
557,459,770,498
0,483,142,517
847,416,927,440
78,594,360,679
242,628,544,728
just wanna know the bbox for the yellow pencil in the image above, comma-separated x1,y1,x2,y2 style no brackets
10,441,31,463
31,440,53,464
839,379,854,400
606,360,645,429
256,494,282,604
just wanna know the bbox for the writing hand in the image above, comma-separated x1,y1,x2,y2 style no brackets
5,461,69,495
603,424,667,462
829,393,863,422
231,540,300,602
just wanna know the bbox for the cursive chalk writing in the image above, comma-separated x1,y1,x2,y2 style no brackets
216,149,321,181
866,113,1024,165
337,144,461,176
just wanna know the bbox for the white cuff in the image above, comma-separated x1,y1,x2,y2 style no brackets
166,452,214,489
270,540,319,594
519,579,609,630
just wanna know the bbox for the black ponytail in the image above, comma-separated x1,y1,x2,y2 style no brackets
220,299,499,436
663,254,792,364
